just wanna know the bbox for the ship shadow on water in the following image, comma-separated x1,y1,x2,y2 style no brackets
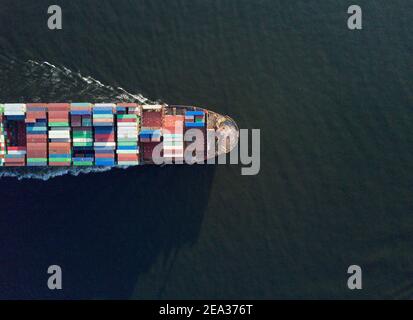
0,165,215,299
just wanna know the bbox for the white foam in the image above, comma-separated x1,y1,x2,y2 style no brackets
0,57,151,181
0,166,132,181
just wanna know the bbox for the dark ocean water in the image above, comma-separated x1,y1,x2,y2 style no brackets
0,0,412,299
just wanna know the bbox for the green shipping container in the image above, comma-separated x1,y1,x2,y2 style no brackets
118,138,138,142
49,122,70,127
73,133,93,138
49,158,71,162
73,161,94,166
117,142,137,146
73,142,93,147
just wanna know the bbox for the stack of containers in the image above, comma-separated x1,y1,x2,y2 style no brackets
184,110,206,161
115,104,127,115
140,106,162,143
4,103,26,118
25,103,48,166
71,103,94,166
3,104,27,166
0,104,5,166
93,103,116,166
140,105,162,142
139,129,161,142
4,146,26,166
163,115,184,161
184,110,206,127
48,103,72,166
140,105,163,161
116,103,140,166
116,103,141,117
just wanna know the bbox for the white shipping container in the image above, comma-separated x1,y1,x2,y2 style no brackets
4,103,26,112
4,111,25,116
117,125,137,129
49,132,70,139
116,150,139,154
73,138,93,143
49,131,70,139
142,104,162,110
117,132,137,136
117,128,138,133
7,150,27,155
117,122,137,127
117,131,135,135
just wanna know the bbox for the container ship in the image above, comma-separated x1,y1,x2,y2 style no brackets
0,103,238,167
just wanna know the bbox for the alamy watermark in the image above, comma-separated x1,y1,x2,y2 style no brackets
150,127,260,176
47,265,62,290
48,4,363,31
347,265,362,290
347,5,362,30
47,5,62,30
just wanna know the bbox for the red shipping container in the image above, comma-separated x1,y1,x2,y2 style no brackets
142,112,162,127
27,103,47,108
27,151,47,156
27,139,47,144
95,153,114,158
49,143,71,154
94,138,115,143
27,136,48,142
48,116,69,122
118,154,138,161
117,118,137,123
94,135,115,142
47,103,70,111
27,143,47,150
95,133,114,138
27,151,48,158
49,162,71,166
27,111,47,119
49,110,69,117
5,163,26,167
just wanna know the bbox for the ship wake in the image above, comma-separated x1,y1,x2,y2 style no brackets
0,55,152,180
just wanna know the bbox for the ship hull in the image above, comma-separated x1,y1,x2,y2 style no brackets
0,103,238,167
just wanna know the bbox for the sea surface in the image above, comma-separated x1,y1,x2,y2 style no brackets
0,0,412,299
